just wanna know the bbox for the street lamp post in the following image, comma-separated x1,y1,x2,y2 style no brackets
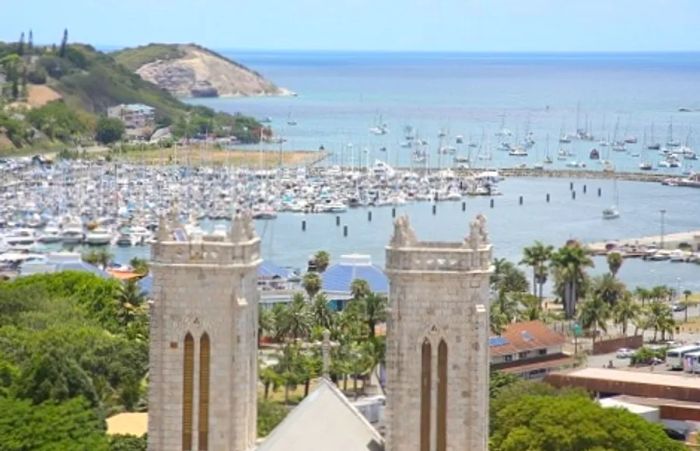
659,209,667,249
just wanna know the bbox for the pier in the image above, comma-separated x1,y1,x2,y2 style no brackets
587,230,700,253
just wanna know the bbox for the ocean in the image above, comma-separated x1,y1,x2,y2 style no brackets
190,51,700,173
177,51,700,292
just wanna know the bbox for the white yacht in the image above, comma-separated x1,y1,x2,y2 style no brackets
85,227,113,246
602,206,620,220
508,147,528,157
130,226,153,245
38,224,63,243
5,228,37,247
61,218,85,245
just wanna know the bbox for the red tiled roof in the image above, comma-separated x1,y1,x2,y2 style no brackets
490,320,566,356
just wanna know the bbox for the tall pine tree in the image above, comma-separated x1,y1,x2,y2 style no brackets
18,32,25,56
59,28,68,58
27,30,33,55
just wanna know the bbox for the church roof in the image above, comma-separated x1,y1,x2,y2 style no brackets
256,378,384,451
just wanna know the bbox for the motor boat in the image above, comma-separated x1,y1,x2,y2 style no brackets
508,147,528,157
38,224,63,243
602,206,620,220
85,227,112,246
4,228,37,247
252,205,278,220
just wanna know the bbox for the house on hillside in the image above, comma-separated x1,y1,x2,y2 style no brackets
107,103,156,140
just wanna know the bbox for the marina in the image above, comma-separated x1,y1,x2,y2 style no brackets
1,156,699,291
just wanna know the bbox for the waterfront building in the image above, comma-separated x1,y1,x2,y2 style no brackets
321,253,388,310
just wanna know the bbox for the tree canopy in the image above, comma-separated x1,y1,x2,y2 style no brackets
491,392,684,451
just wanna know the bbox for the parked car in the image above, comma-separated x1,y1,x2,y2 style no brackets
672,303,687,312
616,348,634,358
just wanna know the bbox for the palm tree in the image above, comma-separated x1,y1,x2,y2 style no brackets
302,272,322,299
82,248,113,270
495,290,520,324
550,240,594,319
278,293,312,340
517,293,545,322
491,258,529,295
590,274,626,306
520,241,554,298
313,251,330,273
363,292,387,338
612,291,640,336
310,293,334,330
258,306,276,345
350,279,371,301
129,257,149,275
650,285,671,303
577,294,610,343
115,279,146,327
646,301,675,342
634,287,651,306
259,364,282,400
682,290,693,323
489,303,509,335
606,252,623,277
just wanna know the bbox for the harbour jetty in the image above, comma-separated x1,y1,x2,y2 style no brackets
587,230,700,254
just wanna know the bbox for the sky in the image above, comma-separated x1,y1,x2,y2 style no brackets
2,0,700,52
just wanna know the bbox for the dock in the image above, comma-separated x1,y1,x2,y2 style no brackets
587,230,700,253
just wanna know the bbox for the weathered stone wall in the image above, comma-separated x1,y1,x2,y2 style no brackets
148,226,260,451
384,215,492,451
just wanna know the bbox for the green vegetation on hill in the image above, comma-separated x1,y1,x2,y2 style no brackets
112,43,186,72
0,35,265,153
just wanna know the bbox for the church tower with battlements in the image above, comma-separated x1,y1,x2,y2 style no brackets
148,210,261,451
384,214,492,451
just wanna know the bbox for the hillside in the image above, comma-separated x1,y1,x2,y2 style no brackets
0,41,265,152
113,43,290,98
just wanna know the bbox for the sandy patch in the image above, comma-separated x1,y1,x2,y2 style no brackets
26,85,62,108
106,412,148,436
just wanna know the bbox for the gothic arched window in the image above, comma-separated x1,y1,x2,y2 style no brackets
198,333,211,450
182,333,194,450
437,339,448,451
420,338,431,451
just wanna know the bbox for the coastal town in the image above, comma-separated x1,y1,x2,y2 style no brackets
2,4,700,451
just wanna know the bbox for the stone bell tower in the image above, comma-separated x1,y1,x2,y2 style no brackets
148,210,261,451
384,214,492,451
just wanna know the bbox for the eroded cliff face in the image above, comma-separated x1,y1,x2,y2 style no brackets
134,45,290,98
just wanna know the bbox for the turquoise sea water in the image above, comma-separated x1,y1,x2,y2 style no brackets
179,52,700,291
190,51,700,173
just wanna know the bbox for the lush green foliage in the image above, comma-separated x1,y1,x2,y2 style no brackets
0,272,149,448
112,44,186,72
95,117,125,144
26,100,91,141
257,399,288,437
108,434,147,451
491,393,683,451
0,396,109,450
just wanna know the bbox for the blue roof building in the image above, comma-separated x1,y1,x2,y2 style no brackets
321,254,388,307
